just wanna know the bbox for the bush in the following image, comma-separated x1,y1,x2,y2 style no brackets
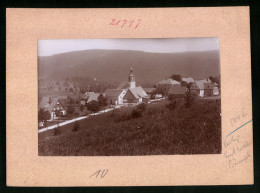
72,121,81,132
54,126,61,136
185,91,196,108
67,106,75,114
166,100,177,111
80,105,85,111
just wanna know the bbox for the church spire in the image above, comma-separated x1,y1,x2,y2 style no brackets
128,66,136,88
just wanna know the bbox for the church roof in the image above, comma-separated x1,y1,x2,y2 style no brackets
117,81,129,89
128,86,148,99
105,89,124,98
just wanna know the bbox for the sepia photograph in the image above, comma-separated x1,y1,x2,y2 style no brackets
38,38,221,156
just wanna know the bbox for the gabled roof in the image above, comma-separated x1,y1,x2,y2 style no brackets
204,83,215,89
191,80,214,90
87,93,100,103
182,77,195,83
157,78,180,85
105,89,124,98
168,85,187,95
128,86,148,99
117,81,129,89
39,97,60,113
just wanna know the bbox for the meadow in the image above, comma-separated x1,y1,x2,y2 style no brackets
38,98,221,156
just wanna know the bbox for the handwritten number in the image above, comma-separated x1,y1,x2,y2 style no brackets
89,169,109,179
109,19,116,25
101,169,109,178
115,20,121,26
109,19,141,29
121,19,127,28
134,19,141,29
128,20,134,28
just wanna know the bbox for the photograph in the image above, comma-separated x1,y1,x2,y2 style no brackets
38,38,221,156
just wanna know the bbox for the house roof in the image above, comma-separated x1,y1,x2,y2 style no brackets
128,86,148,99
157,78,180,85
39,97,60,113
191,80,214,90
117,81,129,89
182,77,194,83
87,93,100,103
105,89,124,98
168,85,187,95
204,83,215,89
143,88,156,93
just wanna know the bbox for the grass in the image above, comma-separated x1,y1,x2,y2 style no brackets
38,98,221,156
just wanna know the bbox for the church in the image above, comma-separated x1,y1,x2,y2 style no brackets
105,67,149,105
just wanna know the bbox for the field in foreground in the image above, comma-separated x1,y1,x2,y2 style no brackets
39,99,221,156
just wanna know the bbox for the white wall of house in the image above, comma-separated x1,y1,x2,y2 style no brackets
200,90,204,97
117,90,126,104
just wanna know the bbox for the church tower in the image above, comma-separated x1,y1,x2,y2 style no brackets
128,66,136,89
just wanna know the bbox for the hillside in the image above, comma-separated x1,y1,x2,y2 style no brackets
38,99,221,156
38,49,220,84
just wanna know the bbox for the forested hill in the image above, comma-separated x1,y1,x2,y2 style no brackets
38,49,220,84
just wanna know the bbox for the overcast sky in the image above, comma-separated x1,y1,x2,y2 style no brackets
38,38,219,56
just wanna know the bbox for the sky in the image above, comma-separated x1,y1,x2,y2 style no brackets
38,37,219,56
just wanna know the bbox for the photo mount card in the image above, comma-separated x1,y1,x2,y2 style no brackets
6,7,253,186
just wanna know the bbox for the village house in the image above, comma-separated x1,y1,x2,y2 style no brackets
39,97,66,121
168,85,187,98
204,82,215,96
190,79,215,97
156,78,180,91
123,86,149,104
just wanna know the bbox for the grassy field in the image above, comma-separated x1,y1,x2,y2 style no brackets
39,98,221,156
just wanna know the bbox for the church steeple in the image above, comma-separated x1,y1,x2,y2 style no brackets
128,66,136,88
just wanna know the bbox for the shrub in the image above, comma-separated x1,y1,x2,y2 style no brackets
185,91,196,108
54,126,61,136
67,105,75,114
72,121,81,132
113,112,130,122
166,100,177,111
130,103,147,119
80,105,85,111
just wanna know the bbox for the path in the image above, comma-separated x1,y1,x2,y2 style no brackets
38,97,166,133
38,107,117,133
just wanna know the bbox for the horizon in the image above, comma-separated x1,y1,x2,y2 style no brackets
38,48,220,58
38,38,219,56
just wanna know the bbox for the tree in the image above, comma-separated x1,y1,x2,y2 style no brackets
151,87,167,98
80,105,85,112
171,74,182,82
67,105,75,114
166,99,177,111
186,82,193,91
181,81,187,87
185,90,196,108
98,94,108,107
87,100,101,115
38,108,51,127
54,109,61,120
131,103,147,118
72,121,81,132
